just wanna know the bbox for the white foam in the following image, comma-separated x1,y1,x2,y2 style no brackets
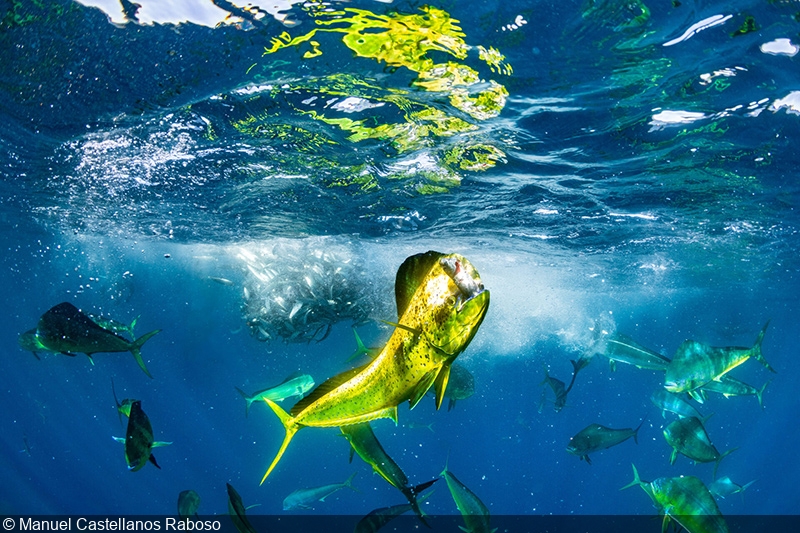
760,38,799,57
663,14,733,47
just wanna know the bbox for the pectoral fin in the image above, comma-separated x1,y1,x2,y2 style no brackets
152,441,172,448
380,320,422,341
409,370,439,410
112,436,125,444
149,454,162,469
433,364,452,411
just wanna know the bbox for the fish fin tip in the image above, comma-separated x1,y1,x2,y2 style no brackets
409,369,439,410
620,464,641,491
261,398,298,483
434,364,452,410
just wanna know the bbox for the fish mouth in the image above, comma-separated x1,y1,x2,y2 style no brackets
663,381,681,392
439,255,486,310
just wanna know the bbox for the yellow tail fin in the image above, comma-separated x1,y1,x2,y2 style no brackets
260,398,299,485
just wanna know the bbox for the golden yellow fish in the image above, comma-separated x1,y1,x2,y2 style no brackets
260,251,490,483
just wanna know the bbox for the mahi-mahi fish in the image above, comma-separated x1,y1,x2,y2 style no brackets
566,419,645,464
113,400,171,471
35,302,161,378
178,490,201,519
650,390,705,420
18,329,56,360
621,464,728,533
236,372,315,417
698,375,769,408
664,322,773,394
354,492,434,533
341,422,437,525
708,476,755,499
282,472,358,510
663,416,736,478
226,483,258,533
259,251,490,483
603,332,672,371
441,462,495,533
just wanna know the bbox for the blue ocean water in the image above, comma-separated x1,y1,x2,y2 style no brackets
1,0,799,525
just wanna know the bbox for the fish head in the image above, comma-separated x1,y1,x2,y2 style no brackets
664,372,706,394
565,441,579,455
664,341,713,393
18,329,45,351
425,255,490,358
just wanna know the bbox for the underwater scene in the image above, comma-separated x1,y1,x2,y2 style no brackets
1,0,799,531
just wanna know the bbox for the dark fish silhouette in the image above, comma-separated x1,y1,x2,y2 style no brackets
663,416,736,478
540,356,588,413
226,483,258,533
354,492,434,533
178,490,201,519
36,302,160,378
567,419,645,464
342,422,437,526
113,400,171,471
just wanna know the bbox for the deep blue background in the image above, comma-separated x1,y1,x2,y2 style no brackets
1,0,798,524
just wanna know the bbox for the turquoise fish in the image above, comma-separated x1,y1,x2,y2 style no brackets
87,313,138,338
650,390,704,419
283,472,358,510
665,322,773,394
621,464,728,533
235,372,315,417
540,365,568,413
427,361,475,411
663,416,735,478
699,376,769,408
708,476,755,499
441,463,495,533
603,332,671,371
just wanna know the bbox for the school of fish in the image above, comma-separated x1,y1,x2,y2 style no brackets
17,251,496,532
17,247,777,533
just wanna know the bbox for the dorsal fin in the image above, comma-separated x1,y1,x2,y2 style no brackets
395,251,445,318
290,363,369,417
280,370,305,383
